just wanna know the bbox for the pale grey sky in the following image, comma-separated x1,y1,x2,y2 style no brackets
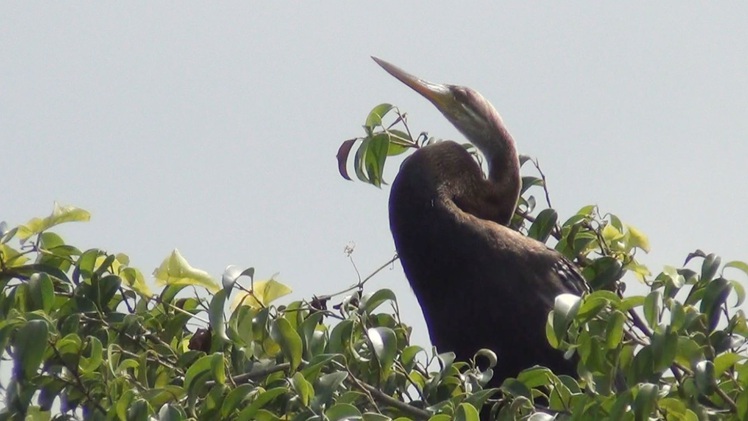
2,3,747,368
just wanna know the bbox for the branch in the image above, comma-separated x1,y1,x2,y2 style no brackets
350,375,432,420
206,362,291,387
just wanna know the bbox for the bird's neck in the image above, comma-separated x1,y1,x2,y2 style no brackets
478,126,521,225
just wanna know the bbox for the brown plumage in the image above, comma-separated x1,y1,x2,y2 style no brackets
374,57,587,386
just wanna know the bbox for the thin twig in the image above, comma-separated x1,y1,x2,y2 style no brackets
205,362,291,387
318,254,399,301
530,158,553,209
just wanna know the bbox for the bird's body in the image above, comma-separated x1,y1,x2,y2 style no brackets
374,57,587,386
390,141,584,383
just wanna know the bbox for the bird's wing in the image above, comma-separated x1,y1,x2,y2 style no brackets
551,255,589,296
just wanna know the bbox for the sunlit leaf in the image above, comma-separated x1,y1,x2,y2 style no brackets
232,278,292,310
368,327,397,377
724,260,748,277
120,267,153,296
553,293,581,342
17,203,91,242
153,249,219,293
455,403,480,421
626,224,651,253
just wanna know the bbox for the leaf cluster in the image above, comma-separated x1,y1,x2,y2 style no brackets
0,206,495,421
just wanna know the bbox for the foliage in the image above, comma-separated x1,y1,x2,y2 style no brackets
0,104,746,420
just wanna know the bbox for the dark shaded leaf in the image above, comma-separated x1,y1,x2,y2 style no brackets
527,209,557,243
336,138,358,181
14,320,49,379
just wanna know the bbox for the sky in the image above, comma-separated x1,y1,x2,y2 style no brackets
2,3,747,376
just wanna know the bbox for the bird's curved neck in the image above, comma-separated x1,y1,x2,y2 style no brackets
471,123,521,225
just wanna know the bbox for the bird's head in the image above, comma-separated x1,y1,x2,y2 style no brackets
372,57,512,158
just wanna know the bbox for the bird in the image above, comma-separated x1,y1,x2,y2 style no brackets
373,57,588,387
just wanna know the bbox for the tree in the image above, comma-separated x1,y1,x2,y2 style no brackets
1,104,747,420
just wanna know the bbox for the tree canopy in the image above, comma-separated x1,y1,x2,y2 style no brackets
1,104,747,420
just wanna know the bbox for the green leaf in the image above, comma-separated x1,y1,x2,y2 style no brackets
220,384,255,418
367,327,398,377
724,260,748,277
700,277,731,331
713,352,743,375
527,209,558,243
360,288,397,314
386,130,413,156
209,289,229,343
237,387,287,420
222,265,254,291
674,337,703,367
401,345,423,370
311,371,348,410
184,354,218,395
158,403,184,421
365,103,394,128
354,136,371,184
325,403,362,421
626,224,651,253
141,386,186,410
14,320,49,379
605,310,626,349
643,290,662,328
729,280,746,307
454,403,480,421
328,320,353,354
694,360,715,394
232,278,293,310
520,176,544,194
17,203,91,242
363,414,392,421
552,293,581,342
80,336,103,373
153,249,219,293
633,383,658,421
364,133,390,187
121,266,153,297
291,371,314,406
650,329,678,372
28,273,54,313
270,317,302,371
587,256,623,290
700,253,721,282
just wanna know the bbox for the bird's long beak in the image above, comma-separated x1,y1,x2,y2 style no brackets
372,57,454,111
